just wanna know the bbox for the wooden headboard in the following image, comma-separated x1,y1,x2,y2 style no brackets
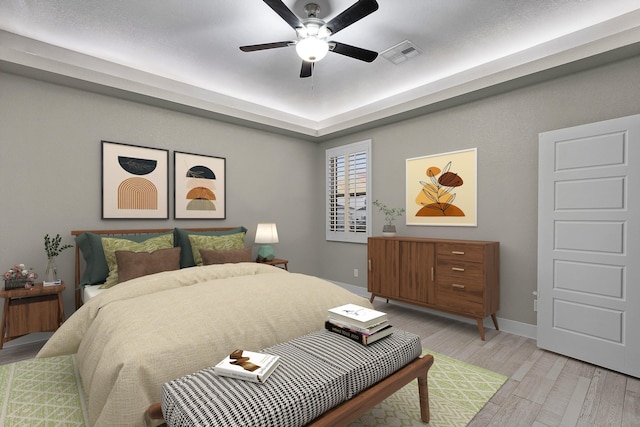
70,227,237,309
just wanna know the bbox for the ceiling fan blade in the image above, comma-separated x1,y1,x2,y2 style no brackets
300,61,313,78
263,0,303,30
330,42,378,62
325,0,378,35
240,41,293,52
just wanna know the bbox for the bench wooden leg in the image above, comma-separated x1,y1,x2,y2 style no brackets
417,364,430,423
307,354,434,426
147,402,163,421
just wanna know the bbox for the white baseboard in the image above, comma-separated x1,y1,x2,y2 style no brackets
332,281,537,340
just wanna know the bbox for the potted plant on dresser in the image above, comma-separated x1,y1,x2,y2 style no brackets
373,200,405,237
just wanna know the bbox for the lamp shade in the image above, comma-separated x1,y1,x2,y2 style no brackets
255,223,279,244
255,223,278,262
296,37,329,62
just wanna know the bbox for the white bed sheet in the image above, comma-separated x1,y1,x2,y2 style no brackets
82,284,106,303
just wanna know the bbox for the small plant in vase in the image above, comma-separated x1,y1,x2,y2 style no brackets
44,234,73,283
373,200,405,236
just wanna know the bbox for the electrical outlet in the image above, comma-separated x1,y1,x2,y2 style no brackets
354,269,359,277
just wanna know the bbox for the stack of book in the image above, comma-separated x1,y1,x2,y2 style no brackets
326,303,393,346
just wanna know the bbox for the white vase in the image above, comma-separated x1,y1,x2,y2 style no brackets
45,257,57,283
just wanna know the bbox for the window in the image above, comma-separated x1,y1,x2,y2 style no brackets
326,140,371,243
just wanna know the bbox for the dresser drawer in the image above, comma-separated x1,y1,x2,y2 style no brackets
436,277,484,299
436,258,484,283
435,287,485,316
437,243,484,262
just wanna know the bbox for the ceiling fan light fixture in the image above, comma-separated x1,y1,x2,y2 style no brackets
296,36,329,62
240,0,379,77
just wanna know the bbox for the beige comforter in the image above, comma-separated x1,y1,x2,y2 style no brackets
37,263,372,427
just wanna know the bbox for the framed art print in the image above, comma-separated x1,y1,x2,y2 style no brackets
174,151,226,219
101,141,169,219
406,148,477,226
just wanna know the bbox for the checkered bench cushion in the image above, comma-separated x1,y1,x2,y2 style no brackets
161,329,422,427
288,329,422,399
162,344,347,427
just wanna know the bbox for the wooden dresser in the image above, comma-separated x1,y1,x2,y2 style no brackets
368,236,500,340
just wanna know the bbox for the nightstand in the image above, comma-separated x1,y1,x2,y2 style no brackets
259,258,289,271
0,282,65,349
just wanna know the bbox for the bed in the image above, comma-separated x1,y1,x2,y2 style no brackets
38,227,375,426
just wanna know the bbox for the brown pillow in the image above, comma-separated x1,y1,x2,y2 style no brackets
199,247,252,265
115,247,181,283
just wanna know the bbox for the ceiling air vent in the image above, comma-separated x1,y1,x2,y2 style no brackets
381,40,422,65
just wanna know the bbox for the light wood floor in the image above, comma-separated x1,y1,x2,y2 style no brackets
370,300,640,427
1,301,638,426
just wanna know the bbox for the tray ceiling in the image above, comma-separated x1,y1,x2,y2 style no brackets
1,0,639,139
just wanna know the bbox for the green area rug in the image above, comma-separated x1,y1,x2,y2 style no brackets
0,350,506,426
0,355,88,426
351,350,507,426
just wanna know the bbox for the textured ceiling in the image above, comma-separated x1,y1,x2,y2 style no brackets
1,0,640,138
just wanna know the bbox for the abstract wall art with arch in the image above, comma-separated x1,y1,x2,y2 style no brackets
406,148,477,226
174,151,226,219
102,141,169,219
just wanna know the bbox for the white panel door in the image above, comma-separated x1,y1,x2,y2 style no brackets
538,114,640,378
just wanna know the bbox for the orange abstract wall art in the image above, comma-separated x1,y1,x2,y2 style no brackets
406,148,477,226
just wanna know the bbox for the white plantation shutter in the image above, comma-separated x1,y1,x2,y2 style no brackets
326,140,371,243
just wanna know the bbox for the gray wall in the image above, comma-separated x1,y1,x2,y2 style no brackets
0,73,321,318
2,53,640,332
317,54,640,326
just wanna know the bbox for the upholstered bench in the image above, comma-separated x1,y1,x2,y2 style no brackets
147,329,433,426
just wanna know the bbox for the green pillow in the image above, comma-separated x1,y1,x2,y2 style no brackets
188,232,246,266
174,227,247,268
100,233,174,288
75,232,110,286
76,231,174,286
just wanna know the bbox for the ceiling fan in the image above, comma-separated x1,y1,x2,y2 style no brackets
240,0,379,78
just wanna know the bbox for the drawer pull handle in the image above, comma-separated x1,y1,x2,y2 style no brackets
451,267,465,272
431,267,434,281
452,284,465,290
368,260,372,271
451,251,465,255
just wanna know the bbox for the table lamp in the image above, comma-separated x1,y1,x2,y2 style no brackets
255,223,279,262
